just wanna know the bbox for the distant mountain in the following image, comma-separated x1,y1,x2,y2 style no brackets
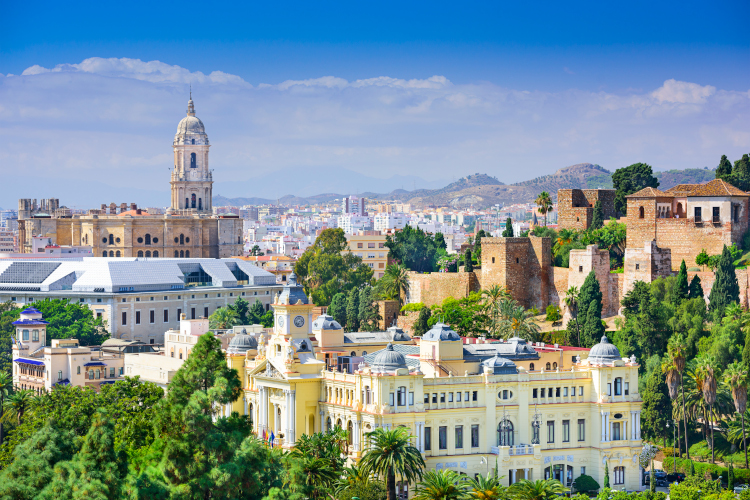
212,164,720,209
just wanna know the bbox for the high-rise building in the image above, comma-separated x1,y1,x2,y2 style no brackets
342,196,366,215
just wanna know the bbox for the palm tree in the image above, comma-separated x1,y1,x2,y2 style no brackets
287,454,340,500
0,372,12,445
724,362,749,468
208,306,240,329
508,479,567,500
662,351,682,457
535,192,553,227
335,465,371,496
380,264,411,310
696,355,719,463
413,469,469,500
466,472,506,500
3,390,34,426
563,286,580,345
482,285,510,337
360,426,425,500
669,334,690,460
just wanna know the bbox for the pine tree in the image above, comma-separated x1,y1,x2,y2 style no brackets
464,249,473,272
413,307,432,337
591,200,604,230
328,293,347,328
248,299,266,324
708,245,740,316
674,260,689,304
604,460,610,488
358,286,379,332
733,154,750,191
578,270,603,336
716,154,733,181
583,301,605,347
346,288,360,332
641,371,671,443
502,218,514,237
688,275,704,299
231,297,250,324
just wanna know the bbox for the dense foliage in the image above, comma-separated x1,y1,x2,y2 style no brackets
385,225,444,273
612,162,659,215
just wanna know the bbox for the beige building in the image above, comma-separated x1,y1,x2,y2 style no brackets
16,96,243,258
346,232,388,278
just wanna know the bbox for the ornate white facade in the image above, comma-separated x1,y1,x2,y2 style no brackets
170,94,213,213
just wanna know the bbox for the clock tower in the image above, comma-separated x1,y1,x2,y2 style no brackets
268,273,314,365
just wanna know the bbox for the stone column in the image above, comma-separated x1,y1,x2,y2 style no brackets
636,412,641,440
243,396,248,417
511,469,516,484
601,412,606,442
290,390,296,443
606,412,610,442
524,468,529,480
319,410,324,433
353,420,361,451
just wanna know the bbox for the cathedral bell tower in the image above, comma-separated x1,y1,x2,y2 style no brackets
170,92,213,213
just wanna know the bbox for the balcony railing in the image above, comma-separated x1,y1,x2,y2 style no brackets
713,216,721,224
490,444,536,456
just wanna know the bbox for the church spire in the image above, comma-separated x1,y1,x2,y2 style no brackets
187,86,195,116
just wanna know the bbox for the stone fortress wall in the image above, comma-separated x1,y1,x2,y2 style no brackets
558,189,616,231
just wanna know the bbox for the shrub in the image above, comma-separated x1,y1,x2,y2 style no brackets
545,305,561,323
573,474,600,493
400,302,425,313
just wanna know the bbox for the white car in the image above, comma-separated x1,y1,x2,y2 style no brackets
734,484,749,494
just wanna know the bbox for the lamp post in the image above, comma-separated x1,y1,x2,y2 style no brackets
531,404,542,445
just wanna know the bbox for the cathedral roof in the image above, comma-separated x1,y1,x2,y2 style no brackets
174,96,208,144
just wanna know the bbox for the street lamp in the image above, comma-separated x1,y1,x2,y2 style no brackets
667,419,676,473
531,404,542,445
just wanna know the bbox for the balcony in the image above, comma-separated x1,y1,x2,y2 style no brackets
490,444,539,456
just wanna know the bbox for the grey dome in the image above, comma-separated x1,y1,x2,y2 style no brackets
388,326,411,342
422,323,461,341
278,273,309,305
176,115,205,135
494,337,539,360
312,314,342,330
370,343,408,373
173,98,209,145
587,336,621,364
227,331,258,354
482,354,518,375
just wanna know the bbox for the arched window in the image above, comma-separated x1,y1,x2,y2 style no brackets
179,350,183,360
365,386,371,404
185,198,189,209
145,234,151,245
529,363,535,371
191,194,196,208
545,362,551,370
102,251,107,257
180,234,184,245
171,349,174,358
145,251,151,257
95,370,100,379
347,421,354,445
191,138,195,145
109,234,114,245
190,153,196,168
185,250,190,258
89,370,94,380
552,362,558,370
362,351,367,356
180,250,184,258
327,417,332,431
614,466,625,485
137,251,144,257
350,351,356,356
153,251,159,257
498,421,514,446
109,251,115,257
115,250,121,257
614,377,622,396
336,418,343,429
639,206,645,219
174,250,179,257
198,198,202,210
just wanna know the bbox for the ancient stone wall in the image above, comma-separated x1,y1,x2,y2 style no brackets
481,236,551,310
558,189,617,230
622,240,672,297
377,300,401,330
549,266,570,310
397,310,420,334
405,271,480,308
687,269,750,308
608,273,624,316
568,245,615,315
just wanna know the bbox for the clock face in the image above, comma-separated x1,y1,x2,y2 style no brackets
294,315,305,328
277,316,284,327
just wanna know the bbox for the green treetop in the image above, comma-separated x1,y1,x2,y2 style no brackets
502,218,514,237
328,293,347,328
591,200,604,230
674,260,689,304
708,245,740,317
716,154,733,181
612,163,659,215
346,288,360,332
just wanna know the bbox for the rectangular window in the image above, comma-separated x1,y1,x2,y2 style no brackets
455,426,464,448
177,308,182,319
135,311,141,325
464,391,469,401
578,419,585,441
579,386,583,396
533,388,538,398
471,424,479,448
612,422,621,441
424,427,431,451
562,420,570,442
624,382,629,395
581,467,586,476
204,307,209,318
122,312,127,325
164,309,169,322
547,421,555,443
150,310,155,324
448,392,454,403
614,466,625,485
409,392,414,405
32,330,39,342
58,370,62,380
457,392,462,402
424,394,429,404
110,367,115,377
432,393,437,404
555,387,560,397
563,387,568,397
440,393,446,403
77,366,80,375
191,308,196,319
472,391,478,402
695,206,702,221
503,390,508,399
397,387,406,406
389,393,395,406
439,426,447,450
607,383,612,396
548,388,553,398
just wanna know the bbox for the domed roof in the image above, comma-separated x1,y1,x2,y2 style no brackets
173,97,209,145
482,353,518,375
312,314,342,330
227,330,258,354
422,323,461,341
277,272,309,305
388,326,411,342
176,115,205,135
370,343,408,373
587,336,621,364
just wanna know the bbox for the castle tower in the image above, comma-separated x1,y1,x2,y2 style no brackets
170,92,213,213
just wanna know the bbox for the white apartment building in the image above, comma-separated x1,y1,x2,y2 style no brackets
374,213,407,232
338,215,373,235
342,195,366,215
0,230,15,253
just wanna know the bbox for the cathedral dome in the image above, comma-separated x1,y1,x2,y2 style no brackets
587,336,621,364
370,343,408,373
176,115,205,135
227,329,258,354
173,97,209,145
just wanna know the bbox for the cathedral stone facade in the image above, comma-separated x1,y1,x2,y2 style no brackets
17,96,242,258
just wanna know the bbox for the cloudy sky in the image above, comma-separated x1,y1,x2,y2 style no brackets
1,0,748,208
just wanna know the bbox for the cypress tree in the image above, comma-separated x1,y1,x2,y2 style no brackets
502,218,514,237
464,249,473,272
728,461,735,489
583,301,605,347
578,270,603,335
591,200,604,230
413,307,432,337
716,154,733,181
641,371,671,443
733,154,750,191
346,287,360,332
742,328,750,371
604,460,610,488
689,460,695,476
708,245,740,316
688,275,704,299
358,286,379,332
674,260,689,304
329,293,347,328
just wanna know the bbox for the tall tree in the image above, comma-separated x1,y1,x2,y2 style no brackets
591,200,604,230
328,293,348,328
502,218,514,237
0,372,11,445
412,307,432,337
674,260,689,304
535,192,553,227
385,225,440,273
708,245,740,317
464,249,474,272
612,163,659,215
732,154,750,191
641,371,671,446
230,297,250,324
668,335,690,460
248,299,266,324
474,230,486,263
689,275,704,299
358,286,380,332
434,232,447,251
577,271,602,338
724,362,749,468
716,154,733,181
696,355,719,463
346,288,360,332
378,264,411,310
563,286,581,346
359,427,425,500
582,302,605,347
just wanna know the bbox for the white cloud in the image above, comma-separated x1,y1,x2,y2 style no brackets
1,57,748,207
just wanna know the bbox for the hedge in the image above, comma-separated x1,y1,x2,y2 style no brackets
663,457,750,483
400,302,426,313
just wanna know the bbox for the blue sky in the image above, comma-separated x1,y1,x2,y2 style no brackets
1,0,749,206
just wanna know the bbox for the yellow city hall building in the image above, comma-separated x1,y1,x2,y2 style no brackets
225,276,645,494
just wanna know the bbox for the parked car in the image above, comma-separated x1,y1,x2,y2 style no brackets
666,473,686,483
734,484,749,494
